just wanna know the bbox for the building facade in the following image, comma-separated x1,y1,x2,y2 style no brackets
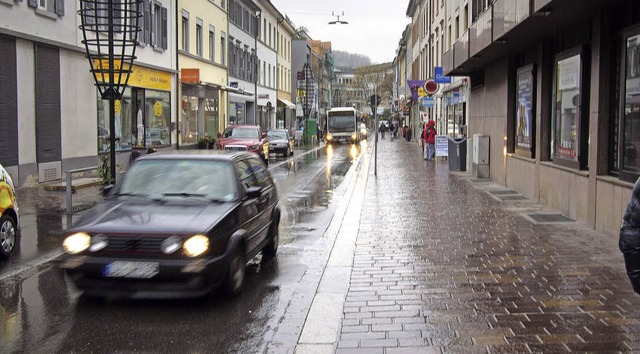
442,0,640,235
227,0,259,126
178,0,228,146
0,0,178,186
275,14,296,130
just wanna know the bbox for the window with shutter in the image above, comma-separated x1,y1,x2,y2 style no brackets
161,7,167,50
143,0,151,44
55,0,64,16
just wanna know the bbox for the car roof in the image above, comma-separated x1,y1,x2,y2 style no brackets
135,150,256,162
225,125,260,129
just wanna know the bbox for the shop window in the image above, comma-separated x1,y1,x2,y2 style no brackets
97,88,134,153
620,31,640,182
551,47,589,170
514,64,536,158
145,90,171,146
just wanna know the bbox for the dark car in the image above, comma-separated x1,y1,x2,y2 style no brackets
216,125,269,163
266,129,294,157
58,151,280,299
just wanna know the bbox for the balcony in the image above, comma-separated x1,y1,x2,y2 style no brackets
443,0,625,76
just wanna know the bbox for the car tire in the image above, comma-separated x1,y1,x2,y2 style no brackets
262,217,279,259
223,247,246,297
0,214,17,259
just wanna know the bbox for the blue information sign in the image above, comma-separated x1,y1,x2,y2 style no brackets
434,67,451,84
422,97,435,107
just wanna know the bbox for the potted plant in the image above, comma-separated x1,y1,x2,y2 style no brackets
206,136,216,149
197,137,208,149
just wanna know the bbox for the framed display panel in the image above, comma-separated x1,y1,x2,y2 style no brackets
515,64,536,158
551,46,590,170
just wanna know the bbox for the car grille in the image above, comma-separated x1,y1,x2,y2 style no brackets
224,145,247,151
105,236,164,251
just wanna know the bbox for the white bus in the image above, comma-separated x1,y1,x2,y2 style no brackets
326,107,361,144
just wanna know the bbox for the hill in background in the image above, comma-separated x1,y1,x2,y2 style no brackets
333,50,371,69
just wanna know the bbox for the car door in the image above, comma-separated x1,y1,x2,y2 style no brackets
246,157,276,245
234,159,262,255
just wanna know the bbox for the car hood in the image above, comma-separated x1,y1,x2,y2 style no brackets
268,138,288,144
69,198,237,234
219,137,260,146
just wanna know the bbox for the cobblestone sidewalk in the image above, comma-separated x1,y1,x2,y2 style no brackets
336,138,640,353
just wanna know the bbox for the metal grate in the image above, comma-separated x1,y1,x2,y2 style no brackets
105,236,164,251
527,213,574,223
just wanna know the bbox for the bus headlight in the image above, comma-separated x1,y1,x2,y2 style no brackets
351,133,356,140
326,134,333,140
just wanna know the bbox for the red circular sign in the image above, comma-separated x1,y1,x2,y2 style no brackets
424,79,439,95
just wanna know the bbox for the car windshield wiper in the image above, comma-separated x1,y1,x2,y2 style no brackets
162,192,208,198
115,192,149,198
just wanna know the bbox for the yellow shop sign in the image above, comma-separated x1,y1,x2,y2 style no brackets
92,60,172,91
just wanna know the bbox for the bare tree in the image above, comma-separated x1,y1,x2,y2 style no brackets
352,63,394,114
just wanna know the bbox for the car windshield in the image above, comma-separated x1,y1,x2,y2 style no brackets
117,159,237,201
223,127,259,139
267,131,287,140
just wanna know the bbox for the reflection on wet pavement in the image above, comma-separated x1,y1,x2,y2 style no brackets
0,142,366,354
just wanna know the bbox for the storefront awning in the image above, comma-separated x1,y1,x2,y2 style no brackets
278,98,296,109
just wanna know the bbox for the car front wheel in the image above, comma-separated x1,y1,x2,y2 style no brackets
263,217,279,259
0,214,17,259
223,247,245,297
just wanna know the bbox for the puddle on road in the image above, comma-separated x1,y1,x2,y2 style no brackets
276,144,363,245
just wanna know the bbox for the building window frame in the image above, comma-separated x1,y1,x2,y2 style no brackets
181,10,189,52
196,18,203,57
618,25,640,182
209,25,216,62
551,45,590,170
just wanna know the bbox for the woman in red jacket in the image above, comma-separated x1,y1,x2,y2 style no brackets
422,119,437,160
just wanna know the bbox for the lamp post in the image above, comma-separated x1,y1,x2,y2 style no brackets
254,10,261,126
79,0,141,184
303,61,312,145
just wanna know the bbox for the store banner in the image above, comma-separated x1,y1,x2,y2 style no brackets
407,80,426,101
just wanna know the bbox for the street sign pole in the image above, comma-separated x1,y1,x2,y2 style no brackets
371,92,381,176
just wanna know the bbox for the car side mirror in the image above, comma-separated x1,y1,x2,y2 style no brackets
102,184,114,197
246,186,262,199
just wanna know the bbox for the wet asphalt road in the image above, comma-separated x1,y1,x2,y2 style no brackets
0,142,366,354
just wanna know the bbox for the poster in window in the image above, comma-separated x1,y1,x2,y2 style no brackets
516,65,534,150
555,54,581,160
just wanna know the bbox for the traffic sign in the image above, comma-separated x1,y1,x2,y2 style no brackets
424,79,438,95
370,94,381,107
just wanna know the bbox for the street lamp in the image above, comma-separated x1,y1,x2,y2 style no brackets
79,0,141,184
328,11,348,25
254,10,261,127
303,62,313,145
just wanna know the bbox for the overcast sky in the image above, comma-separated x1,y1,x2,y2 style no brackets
269,0,411,64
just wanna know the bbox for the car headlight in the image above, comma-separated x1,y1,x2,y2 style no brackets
351,133,356,139
183,234,209,257
249,145,259,151
63,232,91,254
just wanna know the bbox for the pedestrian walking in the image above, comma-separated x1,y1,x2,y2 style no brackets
620,177,640,294
379,122,387,139
405,126,411,142
422,118,437,160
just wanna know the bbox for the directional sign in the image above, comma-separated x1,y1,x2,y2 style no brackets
370,94,381,107
434,67,451,84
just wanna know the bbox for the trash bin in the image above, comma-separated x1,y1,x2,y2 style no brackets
448,137,467,171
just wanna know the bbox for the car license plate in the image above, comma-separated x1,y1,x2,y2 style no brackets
104,261,159,278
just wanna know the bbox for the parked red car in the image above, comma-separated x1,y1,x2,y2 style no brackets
216,125,269,163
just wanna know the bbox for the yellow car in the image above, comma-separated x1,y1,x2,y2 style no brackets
0,164,19,258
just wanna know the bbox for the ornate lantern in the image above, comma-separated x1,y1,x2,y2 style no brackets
78,0,142,183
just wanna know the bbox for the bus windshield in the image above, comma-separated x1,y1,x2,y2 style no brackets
327,114,356,133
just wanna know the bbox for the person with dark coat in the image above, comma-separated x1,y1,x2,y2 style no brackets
620,178,640,294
